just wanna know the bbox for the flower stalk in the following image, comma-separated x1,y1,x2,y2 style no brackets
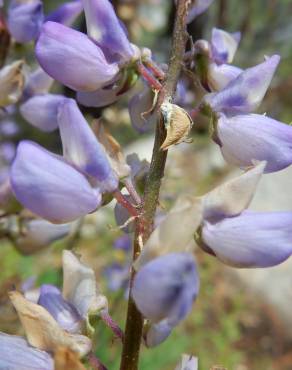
119,1,191,369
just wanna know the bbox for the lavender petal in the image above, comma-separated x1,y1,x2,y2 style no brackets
10,141,101,223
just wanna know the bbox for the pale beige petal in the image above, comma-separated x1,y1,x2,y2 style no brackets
54,347,86,370
160,103,193,151
62,250,108,318
0,60,25,107
9,291,91,358
134,195,203,270
203,161,266,221
93,120,131,179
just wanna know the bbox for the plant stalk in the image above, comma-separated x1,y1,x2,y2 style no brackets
119,2,191,369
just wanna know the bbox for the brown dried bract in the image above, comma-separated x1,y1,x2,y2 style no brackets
160,102,193,151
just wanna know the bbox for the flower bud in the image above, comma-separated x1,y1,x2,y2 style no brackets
8,0,44,43
132,253,199,325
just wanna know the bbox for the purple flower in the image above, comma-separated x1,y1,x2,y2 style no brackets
204,55,280,114
114,234,131,251
11,98,118,223
207,62,242,91
0,333,53,370
215,113,292,173
77,80,126,108
23,67,54,98
8,0,44,43
20,94,66,132
211,28,241,65
199,163,292,268
201,211,292,268
186,0,214,23
82,0,134,63
104,262,130,292
10,140,101,223
145,320,173,347
0,142,15,163
58,99,118,192
104,235,131,293
0,119,19,137
38,284,82,333
36,21,119,92
132,253,199,345
45,0,83,27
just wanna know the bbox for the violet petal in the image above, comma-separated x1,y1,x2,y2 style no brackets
217,113,292,173
82,0,134,62
10,141,101,223
58,99,118,192
132,253,199,324
0,333,53,370
36,21,119,92
38,284,82,333
201,211,292,268
20,94,66,132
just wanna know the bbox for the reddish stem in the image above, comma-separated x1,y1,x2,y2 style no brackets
189,107,200,120
124,178,142,205
113,190,139,218
88,353,108,370
100,310,124,342
136,62,162,91
143,59,166,80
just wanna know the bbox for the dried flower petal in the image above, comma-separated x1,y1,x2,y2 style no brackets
203,161,266,222
160,102,193,151
0,60,25,107
9,291,92,357
62,250,108,318
135,195,202,269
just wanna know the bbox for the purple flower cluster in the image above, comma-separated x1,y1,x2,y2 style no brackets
11,98,118,223
1,0,292,366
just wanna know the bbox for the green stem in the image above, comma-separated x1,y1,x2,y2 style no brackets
119,2,191,369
